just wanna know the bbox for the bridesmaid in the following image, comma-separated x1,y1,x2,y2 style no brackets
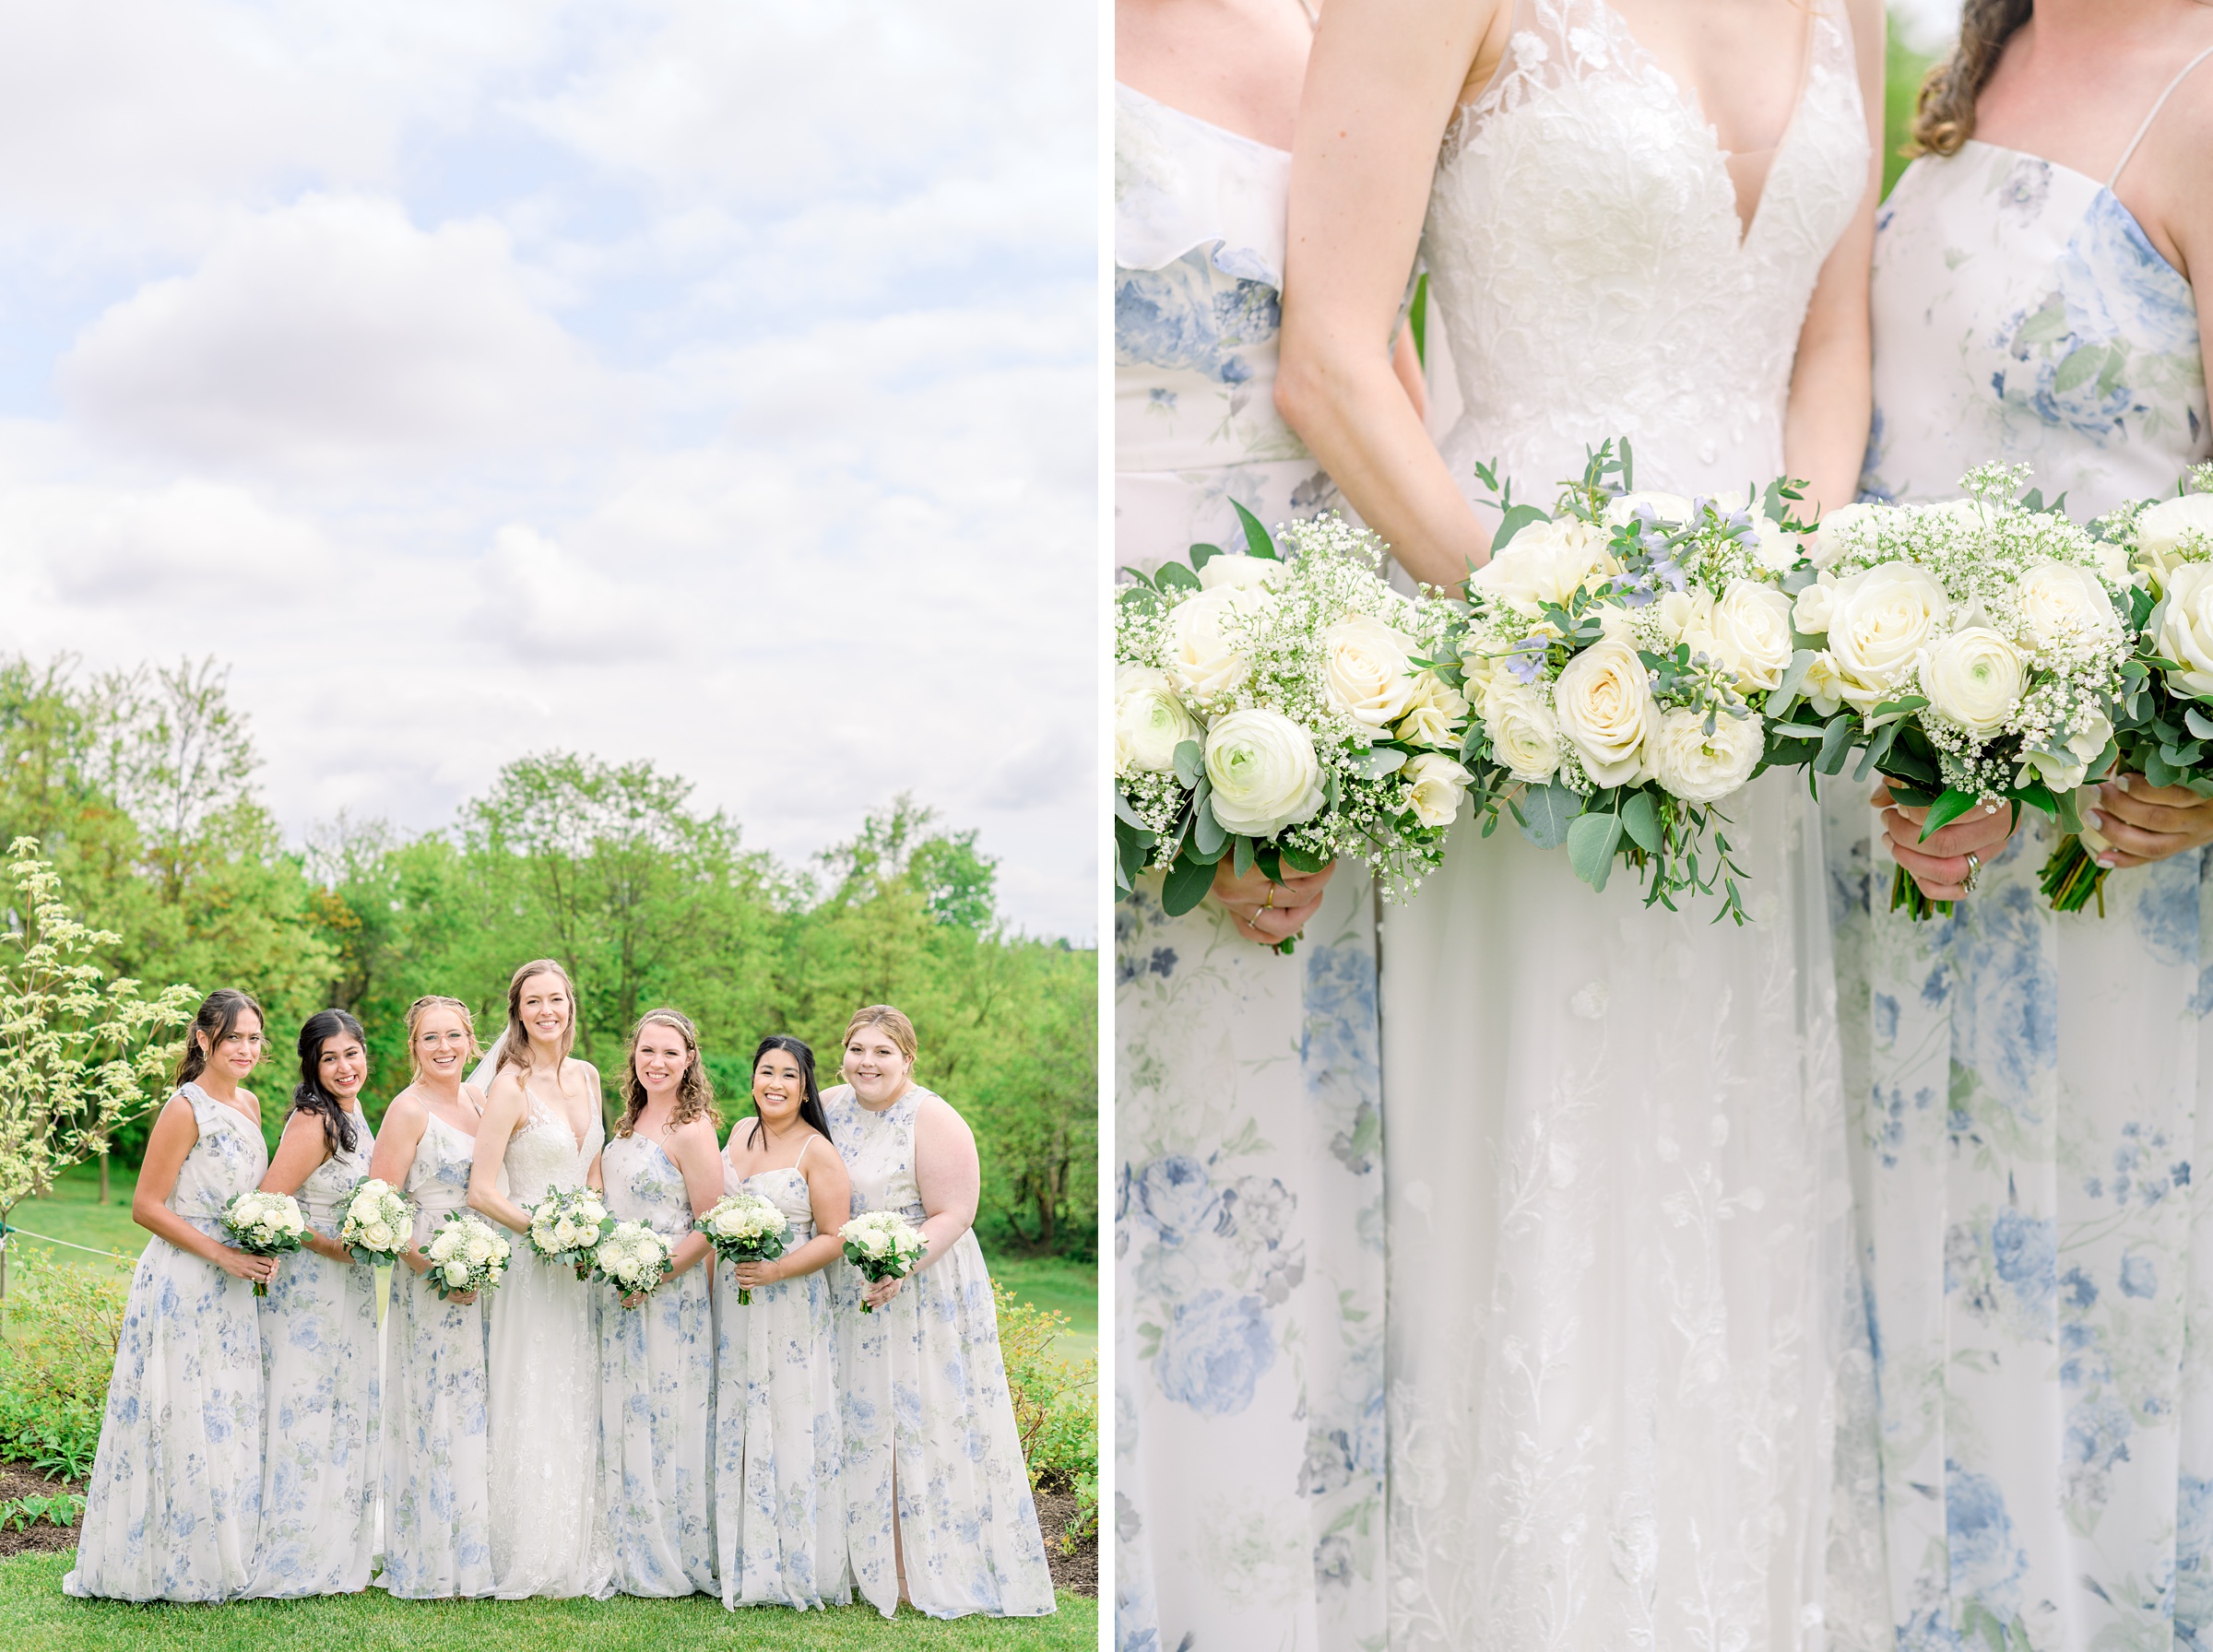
367,995,496,1599
65,990,275,1601
598,1009,723,1597
243,1009,378,1595
1834,5,2213,1645
715,1033,851,1611
827,1005,1053,1619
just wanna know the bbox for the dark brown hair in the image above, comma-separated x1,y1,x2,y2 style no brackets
292,1009,366,1158
176,988,265,1089
1911,0,2033,158
615,1009,719,1138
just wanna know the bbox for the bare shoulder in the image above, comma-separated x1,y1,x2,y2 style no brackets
914,1091,976,1145
238,1087,263,1119
382,1085,429,1126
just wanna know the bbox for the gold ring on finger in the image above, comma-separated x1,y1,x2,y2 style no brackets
1961,850,1982,895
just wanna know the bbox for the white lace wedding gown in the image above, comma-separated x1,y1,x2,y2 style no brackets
1383,4,1884,1646
486,1086,613,1599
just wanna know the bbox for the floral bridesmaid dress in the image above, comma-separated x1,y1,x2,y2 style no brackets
1834,53,2213,1647
375,1111,495,1598
824,1083,1053,1619
714,1138,843,1610
65,1083,268,1600
598,1131,716,1596
245,1110,378,1594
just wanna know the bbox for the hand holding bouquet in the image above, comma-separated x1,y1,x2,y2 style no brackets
337,1176,413,1268
592,1219,674,1305
527,1186,612,1280
840,1210,927,1313
696,1191,789,1304
221,1188,306,1296
421,1210,510,1301
1115,502,1473,945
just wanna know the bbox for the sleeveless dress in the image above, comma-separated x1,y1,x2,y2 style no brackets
714,1137,844,1610
245,1108,378,1595
1114,79,1389,1652
598,1130,716,1596
1833,70,2213,1649
65,1084,269,1600
824,1083,1054,1619
376,1109,496,1599
486,1080,613,1599
1381,5,1880,1646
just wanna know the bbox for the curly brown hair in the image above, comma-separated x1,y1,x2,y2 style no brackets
615,1009,719,1138
1910,0,2033,159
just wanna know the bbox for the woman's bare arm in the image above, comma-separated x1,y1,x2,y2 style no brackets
260,1111,348,1263
661,1116,723,1280
467,1070,533,1234
132,1094,276,1285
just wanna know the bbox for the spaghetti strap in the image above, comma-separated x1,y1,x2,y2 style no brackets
2109,43,2213,187
793,1136,811,1174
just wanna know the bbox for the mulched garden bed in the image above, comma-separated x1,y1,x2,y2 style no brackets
1034,1487,1096,1599
0,1462,87,1558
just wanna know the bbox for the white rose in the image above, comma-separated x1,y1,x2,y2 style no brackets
1793,574,1836,635
1827,562,1949,707
1167,584,1269,701
1400,751,1472,828
2017,561,2122,651
1810,502,1885,569
1650,708,1764,805
1923,627,2025,736
1321,612,1421,727
2135,494,2213,585
1196,553,1284,592
1553,639,1656,787
1470,515,1616,615
466,1233,494,1266
363,1221,395,1251
1395,671,1470,749
1203,708,1326,837
1709,579,1796,692
2157,562,2213,698
1484,684,1562,784
1604,490,1696,526
1114,664,1199,774
860,1230,888,1258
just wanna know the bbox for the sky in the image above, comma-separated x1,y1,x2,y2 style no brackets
0,2,1097,940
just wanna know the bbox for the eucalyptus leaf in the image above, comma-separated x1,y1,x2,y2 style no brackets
1566,811,1623,891
1513,781,1580,850
1816,714,1857,775
1620,790,1663,854
1771,649,1818,704
1355,743,1410,781
1191,792,1227,857
1233,832,1256,879
1160,853,1216,915
1172,739,1204,789
1494,503,1550,550
2186,707,2213,742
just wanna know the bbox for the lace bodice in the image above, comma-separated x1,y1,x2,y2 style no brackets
503,1083,601,1210
294,1111,373,1235
601,1134,692,1241
172,1083,269,1240
822,1085,927,1222
1426,0,1869,494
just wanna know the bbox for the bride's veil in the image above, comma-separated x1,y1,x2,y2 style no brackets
466,1027,509,1094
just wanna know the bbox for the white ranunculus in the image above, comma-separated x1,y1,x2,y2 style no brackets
1654,587,1715,651
1553,639,1656,786
1810,502,1884,569
1395,670,1470,749
1484,684,1562,783
1923,626,2025,736
2136,494,2213,585
1166,584,1269,701
1650,708,1764,804
443,1262,468,1287
2022,707,2115,792
1604,490,1696,526
1710,579,1796,691
1748,514,1798,574
1793,574,1837,634
1827,562,1949,706
1322,612,1421,727
1115,664,1199,773
2158,561,2213,698
1400,751,1472,828
1204,708,1326,837
2018,561,2123,651
1197,553,1285,592
1803,651,1848,716
1471,515,1616,615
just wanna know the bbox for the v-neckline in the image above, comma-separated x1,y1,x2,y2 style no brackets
526,1077,588,1157
1595,0,1821,248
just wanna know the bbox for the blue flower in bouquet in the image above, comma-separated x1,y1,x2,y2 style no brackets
1154,1288,1275,1416
1137,1154,1219,1245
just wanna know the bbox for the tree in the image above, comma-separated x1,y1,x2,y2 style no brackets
0,839,195,1297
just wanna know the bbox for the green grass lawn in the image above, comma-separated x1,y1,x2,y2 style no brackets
0,1552,1094,1651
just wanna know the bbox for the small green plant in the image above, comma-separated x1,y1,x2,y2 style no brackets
994,1281,1097,1492
0,1246,125,1474
0,1490,85,1530
1059,1473,1098,1554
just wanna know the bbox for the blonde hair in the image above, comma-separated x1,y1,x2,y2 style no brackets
1910,0,2033,159
498,958,578,1075
615,1009,719,1138
404,995,480,1080
841,1004,918,1073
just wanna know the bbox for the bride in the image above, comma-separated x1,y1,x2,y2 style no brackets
1277,0,1885,1644
466,958,614,1599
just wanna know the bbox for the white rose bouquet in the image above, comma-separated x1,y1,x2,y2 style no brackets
220,1188,307,1296
591,1219,674,1304
527,1186,613,1280
337,1175,413,1268
696,1191,790,1304
839,1210,928,1314
1779,464,2132,918
1452,442,1817,919
2038,462,2213,913
421,1209,510,1301
1115,503,1472,944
